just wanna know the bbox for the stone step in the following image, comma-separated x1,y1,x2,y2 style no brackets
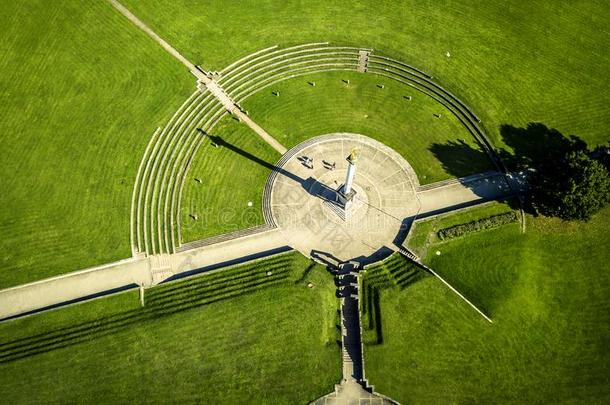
357,50,370,73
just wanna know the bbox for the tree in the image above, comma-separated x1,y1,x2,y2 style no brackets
593,143,610,173
531,150,610,220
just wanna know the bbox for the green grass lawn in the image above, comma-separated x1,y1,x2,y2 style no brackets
0,252,340,404
363,207,610,403
406,200,518,258
3,0,610,286
180,114,281,242
121,0,610,149
0,0,193,288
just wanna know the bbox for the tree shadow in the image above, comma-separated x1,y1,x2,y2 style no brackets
430,122,588,176
427,140,518,213
498,122,587,170
429,139,492,178
428,123,591,214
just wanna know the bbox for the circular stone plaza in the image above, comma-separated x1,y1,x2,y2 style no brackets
269,133,420,263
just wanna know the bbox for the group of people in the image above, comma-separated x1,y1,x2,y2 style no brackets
299,155,336,171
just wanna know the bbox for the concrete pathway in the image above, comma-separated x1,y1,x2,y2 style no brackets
108,0,197,73
0,165,515,322
416,171,512,218
311,261,398,405
233,109,287,154
0,228,287,320
107,0,287,155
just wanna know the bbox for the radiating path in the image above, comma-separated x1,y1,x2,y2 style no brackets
108,0,196,72
0,228,287,320
108,0,286,154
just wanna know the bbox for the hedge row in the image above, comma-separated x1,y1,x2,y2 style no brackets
437,211,518,240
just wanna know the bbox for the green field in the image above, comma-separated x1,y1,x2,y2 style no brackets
363,208,610,403
122,0,610,149
0,252,340,403
0,1,192,288
180,115,280,242
1,2,609,402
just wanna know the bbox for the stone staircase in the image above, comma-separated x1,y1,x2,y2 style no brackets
310,260,400,404
148,254,174,286
323,199,347,221
357,50,370,72
337,261,366,384
397,246,420,263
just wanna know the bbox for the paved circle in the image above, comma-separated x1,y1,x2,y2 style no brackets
266,133,421,262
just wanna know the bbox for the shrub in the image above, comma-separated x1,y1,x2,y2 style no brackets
437,212,518,240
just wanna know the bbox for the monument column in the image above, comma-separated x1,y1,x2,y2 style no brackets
344,150,358,195
340,149,359,211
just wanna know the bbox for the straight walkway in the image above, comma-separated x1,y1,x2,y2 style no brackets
416,171,513,217
108,0,197,73
0,228,287,320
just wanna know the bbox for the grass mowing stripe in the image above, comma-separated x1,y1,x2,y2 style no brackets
146,267,292,305
0,267,294,364
0,252,339,403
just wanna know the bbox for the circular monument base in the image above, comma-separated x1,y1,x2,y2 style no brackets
266,133,420,263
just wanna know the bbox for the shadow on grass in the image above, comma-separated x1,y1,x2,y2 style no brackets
361,256,428,345
429,139,491,178
207,133,278,173
294,261,317,285
0,256,295,364
428,122,590,214
207,133,350,207
425,140,517,215
497,123,587,169
431,123,588,176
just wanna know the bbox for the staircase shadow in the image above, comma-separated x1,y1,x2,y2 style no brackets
361,254,429,346
0,260,293,364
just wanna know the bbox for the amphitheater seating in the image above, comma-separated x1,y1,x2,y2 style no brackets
131,42,498,257
132,88,226,256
